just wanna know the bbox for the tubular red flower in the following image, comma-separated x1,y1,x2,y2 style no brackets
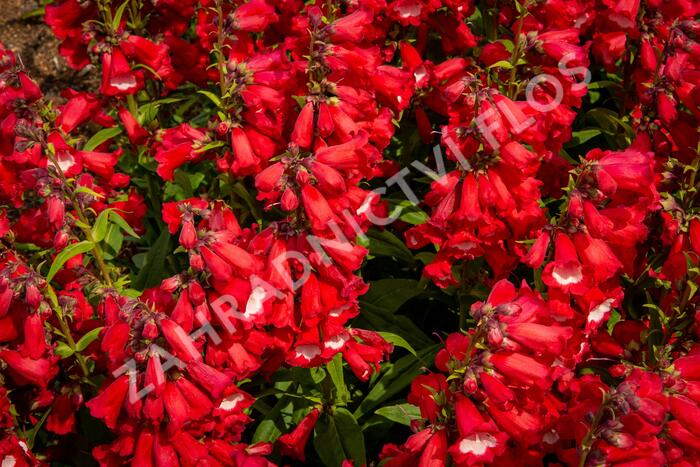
277,408,320,461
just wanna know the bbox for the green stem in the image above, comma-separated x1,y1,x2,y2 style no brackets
126,93,138,118
481,0,498,42
45,151,114,287
458,261,470,331
98,0,114,32
1,244,92,378
578,396,608,467
215,0,228,99
506,0,530,99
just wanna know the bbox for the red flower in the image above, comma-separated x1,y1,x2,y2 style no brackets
86,376,129,429
99,49,142,96
277,408,320,461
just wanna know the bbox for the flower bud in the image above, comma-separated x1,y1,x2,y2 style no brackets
54,230,69,250
189,253,204,271
216,121,230,136
486,323,503,347
179,220,198,249
280,189,299,211
47,196,65,226
161,275,182,292
143,320,159,340
188,281,206,305
25,283,42,308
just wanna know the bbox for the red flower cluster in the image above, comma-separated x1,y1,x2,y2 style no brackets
0,0,699,465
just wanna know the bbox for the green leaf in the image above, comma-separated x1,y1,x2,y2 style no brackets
355,279,433,348
193,140,226,154
76,327,103,352
252,395,293,443
232,182,262,223
292,95,307,108
327,354,349,404
375,403,421,426
378,332,417,357
83,127,122,151
607,309,622,335
112,1,130,30
488,60,513,69
314,409,366,467
387,200,429,225
132,253,147,269
354,305,433,349
333,408,366,466
170,170,205,199
74,186,106,199
197,90,222,107
131,230,171,291
414,252,435,265
20,7,45,20
586,108,620,134
55,342,74,359
47,241,94,282
400,208,428,225
567,128,602,147
92,209,114,243
361,279,424,312
354,345,440,419
109,211,140,238
137,97,186,125
367,229,415,265
588,80,623,90
314,413,345,467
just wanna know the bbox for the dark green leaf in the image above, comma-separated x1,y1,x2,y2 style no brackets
361,279,423,311
314,409,366,467
314,413,345,467
131,230,171,290
252,396,293,443
333,408,366,466
353,345,439,419
375,403,421,426
367,229,415,265
327,354,349,404
354,305,433,349
378,332,417,357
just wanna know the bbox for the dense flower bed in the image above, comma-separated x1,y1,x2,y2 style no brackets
0,0,699,465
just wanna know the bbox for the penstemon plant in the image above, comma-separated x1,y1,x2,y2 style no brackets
0,0,699,465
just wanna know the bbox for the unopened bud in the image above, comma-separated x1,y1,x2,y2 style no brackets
281,189,299,211
189,253,204,271
179,221,198,249
25,283,41,308
143,320,159,340
188,281,206,305
54,230,69,250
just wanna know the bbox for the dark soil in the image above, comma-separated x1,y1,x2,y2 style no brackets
0,0,97,98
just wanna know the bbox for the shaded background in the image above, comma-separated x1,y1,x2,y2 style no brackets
0,0,94,98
